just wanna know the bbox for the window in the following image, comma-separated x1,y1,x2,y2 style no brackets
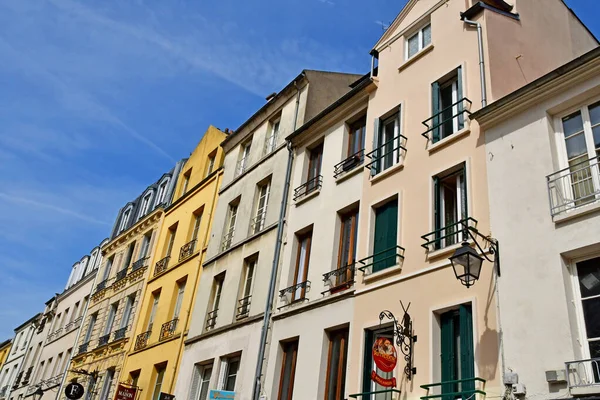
148,291,161,332
252,180,270,234
120,295,135,329
207,274,225,330
265,118,281,154
119,209,131,233
52,353,63,377
348,116,366,157
129,370,140,388
102,256,114,281
433,164,467,250
406,23,431,59
362,327,394,398
182,169,192,195
198,365,212,400
139,232,152,260
191,211,203,242
151,364,166,400
278,340,298,400
206,151,217,177
239,257,256,317
220,357,240,391
325,328,349,400
157,180,169,205
440,305,475,395
558,103,600,207
237,140,252,176
222,201,239,251
103,302,118,336
573,257,600,368
61,349,71,374
173,279,187,319
307,143,324,191
165,224,178,258
431,67,464,143
372,109,402,175
336,208,358,286
70,303,79,324
63,308,70,327
83,313,97,343
140,193,153,217
372,199,398,272
99,368,115,400
123,242,136,270
292,230,312,301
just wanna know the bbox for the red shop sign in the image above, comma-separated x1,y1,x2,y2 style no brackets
114,384,137,400
371,337,397,387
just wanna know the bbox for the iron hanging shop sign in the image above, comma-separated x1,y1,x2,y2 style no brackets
375,300,417,383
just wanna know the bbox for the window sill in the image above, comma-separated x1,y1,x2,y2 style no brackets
553,200,600,224
427,127,470,154
294,188,321,206
363,264,402,283
398,43,434,72
335,164,363,184
369,162,404,184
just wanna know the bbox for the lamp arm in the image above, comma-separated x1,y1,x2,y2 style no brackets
462,224,501,276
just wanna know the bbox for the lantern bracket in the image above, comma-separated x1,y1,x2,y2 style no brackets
461,222,500,277
379,301,417,381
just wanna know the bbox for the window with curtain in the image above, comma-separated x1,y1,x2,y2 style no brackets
433,163,467,250
278,340,299,400
406,23,431,59
292,230,312,301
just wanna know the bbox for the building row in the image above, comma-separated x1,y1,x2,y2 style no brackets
1,1,600,400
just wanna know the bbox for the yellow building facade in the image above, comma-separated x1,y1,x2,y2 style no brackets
0,341,11,372
118,126,226,400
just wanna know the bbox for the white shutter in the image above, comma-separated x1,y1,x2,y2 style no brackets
188,365,201,400
217,359,228,390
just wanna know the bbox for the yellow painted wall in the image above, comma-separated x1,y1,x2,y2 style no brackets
118,126,226,400
0,341,12,371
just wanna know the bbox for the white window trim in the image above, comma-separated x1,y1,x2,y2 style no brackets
405,23,431,60
569,255,600,361
119,206,133,233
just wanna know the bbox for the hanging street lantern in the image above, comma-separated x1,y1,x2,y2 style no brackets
33,387,44,400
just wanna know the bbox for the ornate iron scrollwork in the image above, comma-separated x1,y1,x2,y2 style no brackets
379,301,417,381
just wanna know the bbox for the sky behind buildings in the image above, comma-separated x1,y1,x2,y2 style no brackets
0,0,598,339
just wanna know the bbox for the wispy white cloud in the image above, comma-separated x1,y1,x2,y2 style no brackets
318,0,336,5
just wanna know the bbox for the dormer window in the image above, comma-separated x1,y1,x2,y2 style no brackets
118,209,131,233
139,193,153,218
406,23,431,59
156,179,169,205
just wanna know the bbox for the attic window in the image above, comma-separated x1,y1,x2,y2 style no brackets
406,24,431,60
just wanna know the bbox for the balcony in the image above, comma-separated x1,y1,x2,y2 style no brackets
323,264,355,293
421,217,477,253
365,134,407,176
334,150,364,179
358,246,405,275
159,318,178,341
179,239,197,261
115,268,128,282
134,331,151,351
154,256,170,276
206,310,218,331
249,211,267,235
293,176,322,202
113,327,127,341
349,389,401,399
95,279,108,293
420,377,486,400
221,229,235,252
78,341,89,354
547,155,600,217
12,371,22,389
235,157,248,177
236,296,252,319
279,281,311,304
97,334,110,348
421,97,472,142
21,366,33,385
566,358,600,396
132,256,149,272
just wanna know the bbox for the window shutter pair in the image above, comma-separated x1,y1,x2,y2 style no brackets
371,104,402,176
440,305,474,399
431,66,464,142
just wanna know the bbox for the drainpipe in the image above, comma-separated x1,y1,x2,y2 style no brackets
251,79,301,400
462,17,488,107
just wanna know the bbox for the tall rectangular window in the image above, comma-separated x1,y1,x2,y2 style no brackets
151,365,166,400
406,23,431,59
191,211,203,242
372,199,398,272
222,200,239,251
157,181,168,205
119,209,131,233
307,143,324,193
138,232,152,261
119,295,135,329
373,109,402,175
362,328,394,398
122,242,136,270
238,257,256,318
83,313,97,343
278,340,298,400
440,305,475,395
99,368,115,400
103,302,118,336
220,357,240,391
207,274,225,330
102,256,114,281
173,279,187,319
237,140,252,176
431,67,464,143
140,193,152,217
199,365,212,400
574,257,600,369
165,224,177,258
147,290,161,332
292,230,312,301
433,164,467,250
129,370,140,388
325,328,349,400
252,180,270,234
206,151,217,177
191,363,213,400
336,208,358,286
348,116,366,157
181,169,192,195
265,118,280,154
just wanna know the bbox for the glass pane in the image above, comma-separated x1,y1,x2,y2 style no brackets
408,33,419,58
566,133,589,159
590,341,600,358
326,337,341,400
382,118,396,170
577,258,600,298
589,102,600,126
582,297,600,339
440,83,455,138
563,111,584,138
592,125,600,150
422,24,431,46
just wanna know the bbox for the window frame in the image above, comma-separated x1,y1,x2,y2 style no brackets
336,207,359,286
151,364,166,400
324,328,349,400
253,180,271,234
206,150,217,177
292,230,313,301
278,340,299,400
173,278,187,319
147,290,161,332
405,23,431,60
265,118,281,154
570,255,600,362
181,168,192,196
165,224,177,258
432,163,468,249
347,116,367,157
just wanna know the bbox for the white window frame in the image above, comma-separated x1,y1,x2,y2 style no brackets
139,192,153,219
265,118,280,154
157,179,170,204
99,369,115,400
206,153,216,177
377,110,403,174
253,182,270,233
148,292,160,332
173,280,186,319
222,203,238,250
103,302,118,336
118,207,132,233
119,295,135,330
405,23,431,60
570,255,600,361
237,140,252,176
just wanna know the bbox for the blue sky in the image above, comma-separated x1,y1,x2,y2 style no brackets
0,0,598,339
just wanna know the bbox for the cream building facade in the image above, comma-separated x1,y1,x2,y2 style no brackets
473,47,600,400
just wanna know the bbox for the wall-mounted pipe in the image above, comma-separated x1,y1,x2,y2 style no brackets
462,17,488,107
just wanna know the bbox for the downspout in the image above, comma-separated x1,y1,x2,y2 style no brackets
462,17,488,107
252,79,301,400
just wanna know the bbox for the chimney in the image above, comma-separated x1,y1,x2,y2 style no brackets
265,92,277,102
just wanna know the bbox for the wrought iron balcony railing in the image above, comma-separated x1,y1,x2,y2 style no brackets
334,150,364,179
159,318,178,341
279,281,311,302
421,217,478,252
236,295,252,319
132,256,149,272
547,155,600,217
113,327,127,341
206,310,218,331
179,239,197,261
115,268,128,282
421,97,472,142
13,371,23,388
154,256,170,276
22,366,33,385
566,357,600,394
221,229,235,252
97,334,110,347
358,246,405,274
349,389,402,399
365,134,407,176
235,157,248,177
323,264,355,290
134,331,151,351
249,210,267,235
264,133,278,155
293,176,322,202
420,377,486,400
78,341,89,354
95,279,108,293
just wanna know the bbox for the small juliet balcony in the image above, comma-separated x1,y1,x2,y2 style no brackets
97,334,110,348
264,133,278,155
358,246,405,275
421,97,472,143
566,357,600,396
206,310,218,331
179,239,197,261
78,341,89,354
334,150,364,179
159,318,178,341
134,331,151,351
115,267,128,282
94,279,108,294
113,327,127,341
250,210,267,235
547,155,600,217
293,176,322,202
365,134,407,177
235,157,248,177
221,229,235,252
154,256,170,276
421,217,477,253
323,264,355,294
279,281,311,306
236,295,252,319
420,377,486,400
132,256,149,272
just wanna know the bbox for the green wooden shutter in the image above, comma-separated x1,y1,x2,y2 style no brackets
433,176,441,250
371,118,380,176
457,66,464,129
373,203,389,272
386,201,398,269
459,304,475,393
460,163,468,241
440,312,455,400
362,330,374,393
432,82,441,143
